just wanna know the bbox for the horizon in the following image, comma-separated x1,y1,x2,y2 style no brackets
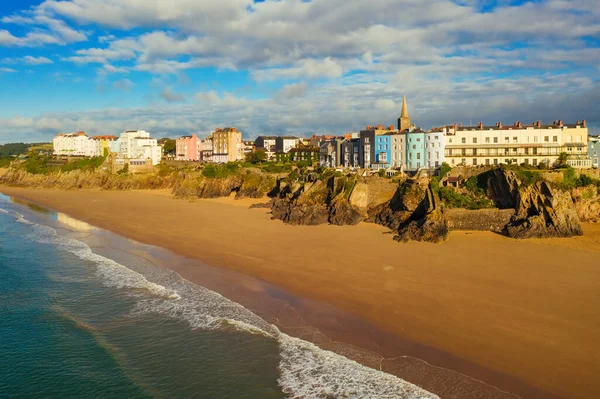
1,0,599,144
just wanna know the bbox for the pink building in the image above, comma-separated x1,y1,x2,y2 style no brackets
175,134,202,161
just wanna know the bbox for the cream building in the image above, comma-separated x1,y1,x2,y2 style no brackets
444,120,590,168
211,127,243,163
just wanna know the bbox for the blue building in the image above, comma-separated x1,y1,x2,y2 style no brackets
373,134,392,170
405,129,426,171
588,136,600,168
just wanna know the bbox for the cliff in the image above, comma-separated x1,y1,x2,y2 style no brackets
487,170,583,238
270,175,362,226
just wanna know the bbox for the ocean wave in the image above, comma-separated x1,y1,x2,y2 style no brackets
26,222,179,300
18,212,438,399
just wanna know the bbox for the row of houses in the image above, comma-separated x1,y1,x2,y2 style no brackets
254,97,593,171
53,130,163,166
175,127,250,163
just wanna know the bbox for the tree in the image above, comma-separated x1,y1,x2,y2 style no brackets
556,152,568,168
246,148,267,164
160,139,176,155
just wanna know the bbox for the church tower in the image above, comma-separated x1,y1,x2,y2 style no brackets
398,95,411,131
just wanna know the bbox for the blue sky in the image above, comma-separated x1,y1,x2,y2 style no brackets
0,0,598,143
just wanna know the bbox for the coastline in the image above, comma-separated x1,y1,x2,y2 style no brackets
2,186,599,398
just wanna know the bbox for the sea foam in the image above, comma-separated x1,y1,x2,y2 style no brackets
17,210,438,399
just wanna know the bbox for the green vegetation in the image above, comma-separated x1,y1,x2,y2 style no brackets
515,170,542,186
261,163,292,174
201,162,240,178
246,149,267,164
439,186,494,209
60,156,106,172
0,143,29,157
556,167,600,190
117,164,129,175
555,152,568,168
438,162,451,179
159,138,176,155
0,157,13,168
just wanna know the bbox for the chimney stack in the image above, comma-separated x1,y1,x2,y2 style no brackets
577,120,580,125
583,119,587,127
389,124,394,130
377,123,382,130
459,122,463,127
478,122,483,129
517,121,522,128
559,120,563,127
537,120,541,127
453,123,457,130
231,127,236,132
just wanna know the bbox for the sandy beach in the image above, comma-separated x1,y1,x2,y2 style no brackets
2,186,599,399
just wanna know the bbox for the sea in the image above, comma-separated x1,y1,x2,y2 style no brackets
0,193,437,399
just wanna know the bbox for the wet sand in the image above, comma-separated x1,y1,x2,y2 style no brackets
2,186,599,399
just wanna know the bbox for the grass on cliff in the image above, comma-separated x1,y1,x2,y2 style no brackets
17,153,107,175
201,163,240,178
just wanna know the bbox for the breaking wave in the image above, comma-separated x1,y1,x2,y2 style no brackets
16,210,438,399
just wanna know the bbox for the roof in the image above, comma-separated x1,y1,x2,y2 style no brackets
277,136,300,140
256,136,277,140
91,135,118,140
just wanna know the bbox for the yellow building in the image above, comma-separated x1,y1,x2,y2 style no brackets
211,127,243,163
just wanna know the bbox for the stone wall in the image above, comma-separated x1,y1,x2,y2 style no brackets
445,208,515,232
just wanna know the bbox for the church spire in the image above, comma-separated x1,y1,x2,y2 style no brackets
398,95,411,131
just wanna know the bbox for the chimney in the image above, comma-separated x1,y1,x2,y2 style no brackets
576,120,580,125
537,120,541,127
498,121,502,128
377,123,382,130
517,121,522,128
478,122,483,129
453,123,457,130
559,120,563,127
366,125,371,130
389,125,394,130
459,122,463,127
231,127,236,132
583,119,587,127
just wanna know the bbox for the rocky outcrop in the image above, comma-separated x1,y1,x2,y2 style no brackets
270,176,361,226
394,185,448,243
446,208,515,232
502,173,582,238
572,186,600,223
486,169,518,209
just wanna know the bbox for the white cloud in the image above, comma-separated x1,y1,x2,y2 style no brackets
160,87,185,103
113,78,134,91
375,99,396,111
2,56,54,65
0,67,16,73
275,82,308,100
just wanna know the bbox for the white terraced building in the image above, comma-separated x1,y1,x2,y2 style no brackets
116,130,163,166
53,132,97,156
444,120,591,168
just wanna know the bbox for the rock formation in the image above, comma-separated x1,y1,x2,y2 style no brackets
489,171,583,238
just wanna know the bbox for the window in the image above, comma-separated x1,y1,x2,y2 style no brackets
461,158,466,164
504,137,509,143
461,149,466,156
533,159,538,166
494,137,498,143
412,145,416,150
553,136,558,142
485,159,490,165
435,136,439,140
524,158,529,165
494,159,498,165
473,158,477,165
417,153,421,160
473,137,477,144
544,136,549,142
462,137,466,143
534,136,538,143
473,149,477,156
513,137,518,143
436,151,439,159
449,138,453,143
416,138,421,142
485,137,490,143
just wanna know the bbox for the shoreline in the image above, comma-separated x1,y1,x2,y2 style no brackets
2,186,600,398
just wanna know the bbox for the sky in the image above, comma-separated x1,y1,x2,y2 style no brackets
0,0,598,143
